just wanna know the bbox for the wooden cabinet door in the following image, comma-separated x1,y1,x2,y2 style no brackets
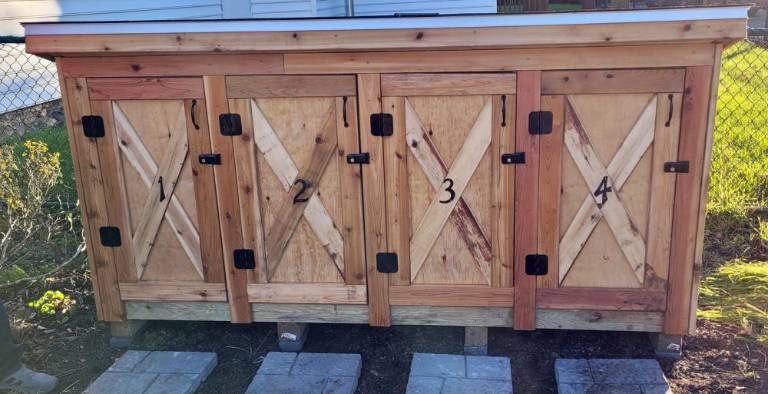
539,69,686,312
380,73,517,308
219,76,367,308
82,78,226,302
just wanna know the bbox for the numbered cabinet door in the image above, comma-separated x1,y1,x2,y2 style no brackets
544,69,685,296
224,76,367,305
84,78,226,302
380,73,517,307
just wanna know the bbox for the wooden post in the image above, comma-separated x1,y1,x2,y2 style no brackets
110,320,147,348
464,327,489,356
649,332,683,359
277,323,310,352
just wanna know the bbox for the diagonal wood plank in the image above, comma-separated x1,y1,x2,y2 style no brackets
562,98,649,283
559,96,657,284
404,98,493,283
263,108,339,279
408,98,493,282
112,102,203,278
249,99,345,275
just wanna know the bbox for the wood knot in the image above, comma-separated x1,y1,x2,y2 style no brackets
175,35,182,42
315,135,323,144
416,32,424,40
589,312,603,322
605,73,614,79
683,24,692,32
130,64,141,72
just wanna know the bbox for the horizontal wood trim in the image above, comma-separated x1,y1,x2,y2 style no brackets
27,19,743,55
381,73,516,96
247,284,367,305
226,75,356,98
119,282,226,302
537,288,667,311
88,77,204,100
284,44,714,74
542,69,686,94
390,286,514,307
59,54,284,77
125,301,664,331
536,309,663,332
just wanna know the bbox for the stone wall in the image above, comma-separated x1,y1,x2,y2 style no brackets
0,100,64,141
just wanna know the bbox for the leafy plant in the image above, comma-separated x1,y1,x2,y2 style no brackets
27,290,75,316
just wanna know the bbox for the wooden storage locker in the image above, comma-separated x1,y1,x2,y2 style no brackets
24,6,747,342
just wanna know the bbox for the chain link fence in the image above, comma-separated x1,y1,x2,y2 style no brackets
0,41,60,114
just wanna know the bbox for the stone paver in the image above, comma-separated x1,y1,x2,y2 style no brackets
246,352,362,394
407,353,512,394
555,359,670,394
84,351,217,394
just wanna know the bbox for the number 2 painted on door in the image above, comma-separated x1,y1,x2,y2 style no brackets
440,178,456,204
593,175,613,209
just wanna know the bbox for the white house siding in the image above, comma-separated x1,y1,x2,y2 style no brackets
250,0,315,17
352,0,496,16
317,0,348,17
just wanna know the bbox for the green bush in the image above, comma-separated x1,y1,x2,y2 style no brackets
27,290,75,317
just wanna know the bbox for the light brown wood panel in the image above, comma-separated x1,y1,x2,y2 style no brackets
88,78,204,100
204,75,251,323
359,74,391,327
120,282,227,301
664,66,712,335
536,310,663,332
226,75,356,98
29,19,743,55
247,284,366,304
284,44,715,74
381,73,516,96
492,95,515,288
61,77,124,321
390,286,514,307
542,69,685,94
537,288,666,311
537,96,564,288
59,54,284,77
513,71,541,330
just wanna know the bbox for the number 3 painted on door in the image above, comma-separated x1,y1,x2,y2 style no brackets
440,178,456,204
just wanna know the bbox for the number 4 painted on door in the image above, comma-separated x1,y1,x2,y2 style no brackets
593,175,613,209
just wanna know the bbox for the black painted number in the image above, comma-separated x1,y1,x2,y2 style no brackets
293,179,311,204
593,176,613,209
439,178,456,204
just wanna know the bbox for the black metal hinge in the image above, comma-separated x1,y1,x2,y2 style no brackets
346,152,370,164
99,226,122,247
376,252,398,273
525,254,548,276
664,161,689,173
528,111,553,135
233,249,256,270
370,113,393,137
199,153,222,165
501,152,526,165
82,115,105,138
219,113,243,136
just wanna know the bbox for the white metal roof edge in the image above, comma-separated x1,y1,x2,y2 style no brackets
23,6,748,36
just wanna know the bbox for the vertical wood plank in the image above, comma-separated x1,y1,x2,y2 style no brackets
337,96,367,285
185,98,226,283
60,76,124,321
537,95,564,289
514,71,541,330
229,98,267,284
383,96,411,286
358,74,391,327
492,95,515,288
204,76,251,323
645,93,682,290
90,100,136,283
664,66,712,335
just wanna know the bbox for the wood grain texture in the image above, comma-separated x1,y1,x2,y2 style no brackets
645,93,682,290
284,44,715,74
664,66,712,335
88,78,204,100
29,19,744,55
537,96,564,288
185,99,226,283
226,75,356,98
492,95,515,288
204,75,251,324
382,73,516,96
542,69,685,94
61,77,124,321
359,74,391,327
120,282,227,301
536,309,663,332
390,286,514,307
247,284,367,304
513,71,541,330
391,306,513,327
59,54,284,77
537,288,666,311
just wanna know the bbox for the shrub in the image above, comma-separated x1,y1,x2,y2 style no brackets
27,290,75,317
